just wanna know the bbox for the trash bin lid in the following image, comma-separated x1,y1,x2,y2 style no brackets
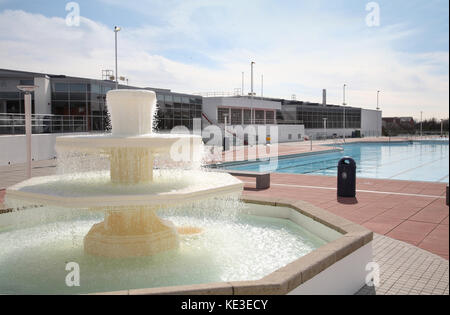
338,157,356,168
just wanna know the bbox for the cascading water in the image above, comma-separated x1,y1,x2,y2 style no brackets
1,90,327,294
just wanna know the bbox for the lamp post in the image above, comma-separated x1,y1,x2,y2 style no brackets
376,90,380,110
114,26,121,90
323,117,328,140
241,72,244,96
343,84,347,142
251,61,255,96
17,85,38,179
420,111,423,138
250,61,255,124
377,90,381,137
261,74,264,97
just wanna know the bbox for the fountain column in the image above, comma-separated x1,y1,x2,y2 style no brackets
84,90,180,258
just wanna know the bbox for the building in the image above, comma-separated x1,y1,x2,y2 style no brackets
1,68,382,139
0,68,202,134
202,95,382,139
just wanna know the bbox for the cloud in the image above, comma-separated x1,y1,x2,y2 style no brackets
0,7,448,119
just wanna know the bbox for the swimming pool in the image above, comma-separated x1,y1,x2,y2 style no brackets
222,141,449,183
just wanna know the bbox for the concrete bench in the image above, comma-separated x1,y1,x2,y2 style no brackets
225,170,271,190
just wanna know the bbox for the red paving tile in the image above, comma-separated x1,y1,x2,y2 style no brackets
240,173,449,260
410,203,449,224
1,169,449,260
386,221,437,246
379,205,426,220
362,216,405,235
418,224,449,258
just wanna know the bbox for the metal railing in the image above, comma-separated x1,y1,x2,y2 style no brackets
0,113,108,135
195,91,241,97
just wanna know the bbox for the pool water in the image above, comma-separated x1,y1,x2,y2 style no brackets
224,141,449,183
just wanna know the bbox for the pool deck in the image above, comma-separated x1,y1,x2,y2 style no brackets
213,137,419,164
0,137,448,295
239,173,448,260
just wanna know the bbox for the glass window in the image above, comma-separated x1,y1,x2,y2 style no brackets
164,95,173,103
69,102,87,115
91,84,101,94
173,96,181,103
101,85,113,94
69,92,86,101
218,107,230,124
244,109,251,124
255,110,265,124
54,83,69,92
19,79,34,86
0,92,20,99
266,111,274,124
52,101,69,115
70,83,87,93
231,108,242,125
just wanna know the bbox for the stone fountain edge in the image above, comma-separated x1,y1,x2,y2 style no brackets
89,196,373,296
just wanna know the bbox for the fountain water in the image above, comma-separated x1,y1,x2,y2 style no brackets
6,90,243,258
1,90,347,295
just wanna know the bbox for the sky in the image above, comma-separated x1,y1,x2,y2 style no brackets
0,0,448,119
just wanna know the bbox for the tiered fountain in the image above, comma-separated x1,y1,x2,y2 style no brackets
1,90,352,295
6,90,243,258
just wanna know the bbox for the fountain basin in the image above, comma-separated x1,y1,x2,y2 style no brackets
5,170,243,208
56,133,202,153
0,197,372,295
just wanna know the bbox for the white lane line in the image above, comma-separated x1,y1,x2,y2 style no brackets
241,181,445,199
388,155,449,180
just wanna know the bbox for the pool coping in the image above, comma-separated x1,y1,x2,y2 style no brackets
89,196,373,295
209,147,343,169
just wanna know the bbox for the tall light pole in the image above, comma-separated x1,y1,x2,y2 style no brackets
250,61,255,124
323,117,328,139
261,74,264,97
114,26,121,90
17,85,38,179
377,90,381,137
420,111,423,137
343,84,347,142
250,61,255,96
241,72,244,96
376,90,380,110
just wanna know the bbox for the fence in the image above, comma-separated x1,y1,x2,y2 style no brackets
0,113,108,135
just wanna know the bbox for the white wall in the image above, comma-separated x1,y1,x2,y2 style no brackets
224,124,305,144
203,97,282,122
361,109,382,137
0,133,88,165
306,128,355,139
289,243,373,295
34,76,52,115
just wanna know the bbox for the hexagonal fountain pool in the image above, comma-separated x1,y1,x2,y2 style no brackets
0,90,372,295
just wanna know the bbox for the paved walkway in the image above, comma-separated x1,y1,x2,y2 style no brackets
240,173,449,260
0,159,57,189
0,158,448,295
211,137,419,163
357,233,448,295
